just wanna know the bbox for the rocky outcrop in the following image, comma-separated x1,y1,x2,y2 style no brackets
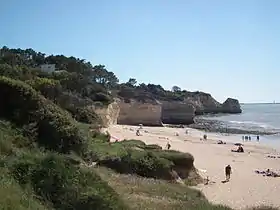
185,92,222,115
117,100,163,126
94,100,121,127
161,101,195,124
221,98,242,114
185,92,242,115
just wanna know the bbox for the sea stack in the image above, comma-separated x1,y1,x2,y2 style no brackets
221,98,242,114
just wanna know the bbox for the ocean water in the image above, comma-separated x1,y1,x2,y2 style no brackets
202,104,280,149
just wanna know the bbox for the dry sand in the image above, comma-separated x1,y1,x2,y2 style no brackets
106,124,280,210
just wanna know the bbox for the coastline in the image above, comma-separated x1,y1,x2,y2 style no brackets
187,118,279,135
106,124,280,210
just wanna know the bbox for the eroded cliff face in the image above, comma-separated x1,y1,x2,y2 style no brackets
94,100,120,127
117,100,163,126
185,93,222,115
95,95,242,127
161,101,195,124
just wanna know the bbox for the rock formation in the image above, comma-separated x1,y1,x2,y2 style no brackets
117,100,163,126
98,93,242,127
185,92,222,115
93,99,121,127
221,98,242,114
185,92,242,115
161,101,195,124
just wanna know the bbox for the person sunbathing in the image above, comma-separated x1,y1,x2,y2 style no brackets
231,145,244,153
255,169,280,177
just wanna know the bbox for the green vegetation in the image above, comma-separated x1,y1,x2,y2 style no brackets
0,46,277,210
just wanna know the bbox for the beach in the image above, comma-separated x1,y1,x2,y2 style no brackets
106,124,280,210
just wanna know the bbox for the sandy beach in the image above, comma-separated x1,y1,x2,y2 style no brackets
106,124,280,210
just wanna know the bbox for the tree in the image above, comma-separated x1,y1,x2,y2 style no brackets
126,78,137,87
92,65,119,89
172,85,181,92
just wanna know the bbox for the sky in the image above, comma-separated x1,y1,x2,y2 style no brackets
1,0,280,103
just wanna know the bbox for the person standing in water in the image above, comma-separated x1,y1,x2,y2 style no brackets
225,165,232,181
256,135,260,141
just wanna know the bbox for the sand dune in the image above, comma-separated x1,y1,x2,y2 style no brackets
106,125,280,210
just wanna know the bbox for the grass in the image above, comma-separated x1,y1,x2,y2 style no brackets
96,167,280,210
96,166,232,210
0,167,49,210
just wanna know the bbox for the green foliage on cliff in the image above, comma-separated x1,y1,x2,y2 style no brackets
0,46,209,106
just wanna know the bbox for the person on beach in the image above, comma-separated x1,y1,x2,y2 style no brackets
203,134,207,141
256,135,260,141
225,165,232,181
231,145,244,153
242,136,244,141
166,142,171,150
136,129,140,136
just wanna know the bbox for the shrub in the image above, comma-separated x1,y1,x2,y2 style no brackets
27,77,62,101
8,153,128,210
96,140,197,180
98,149,173,179
71,107,102,124
0,167,47,210
157,150,194,169
0,76,86,155
143,144,163,150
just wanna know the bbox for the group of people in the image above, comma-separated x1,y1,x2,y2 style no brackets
242,135,260,141
255,169,280,177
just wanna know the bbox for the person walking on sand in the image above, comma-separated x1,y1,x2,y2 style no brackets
225,165,232,181
166,142,171,150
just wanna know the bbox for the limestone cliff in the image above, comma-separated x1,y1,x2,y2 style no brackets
117,100,163,126
94,100,120,127
96,93,241,127
185,92,221,115
161,101,195,124
185,92,242,115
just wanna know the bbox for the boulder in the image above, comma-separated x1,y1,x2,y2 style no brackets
161,101,195,125
221,98,242,114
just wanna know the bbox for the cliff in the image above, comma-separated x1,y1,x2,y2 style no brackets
184,93,242,115
111,94,241,127
94,99,121,127
117,100,163,126
185,92,222,115
161,101,195,124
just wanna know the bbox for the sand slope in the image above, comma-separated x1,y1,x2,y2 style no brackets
106,125,280,210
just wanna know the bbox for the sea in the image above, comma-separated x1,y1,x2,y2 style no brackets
201,103,280,150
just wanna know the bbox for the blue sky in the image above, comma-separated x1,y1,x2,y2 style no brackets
1,0,280,103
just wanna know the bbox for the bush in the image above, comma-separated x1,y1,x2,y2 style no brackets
0,167,47,210
27,77,62,101
0,76,86,155
8,153,128,210
71,107,102,124
143,144,163,150
98,149,173,179
96,140,197,180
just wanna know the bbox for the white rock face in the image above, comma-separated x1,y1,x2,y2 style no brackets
117,100,163,126
94,100,120,127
